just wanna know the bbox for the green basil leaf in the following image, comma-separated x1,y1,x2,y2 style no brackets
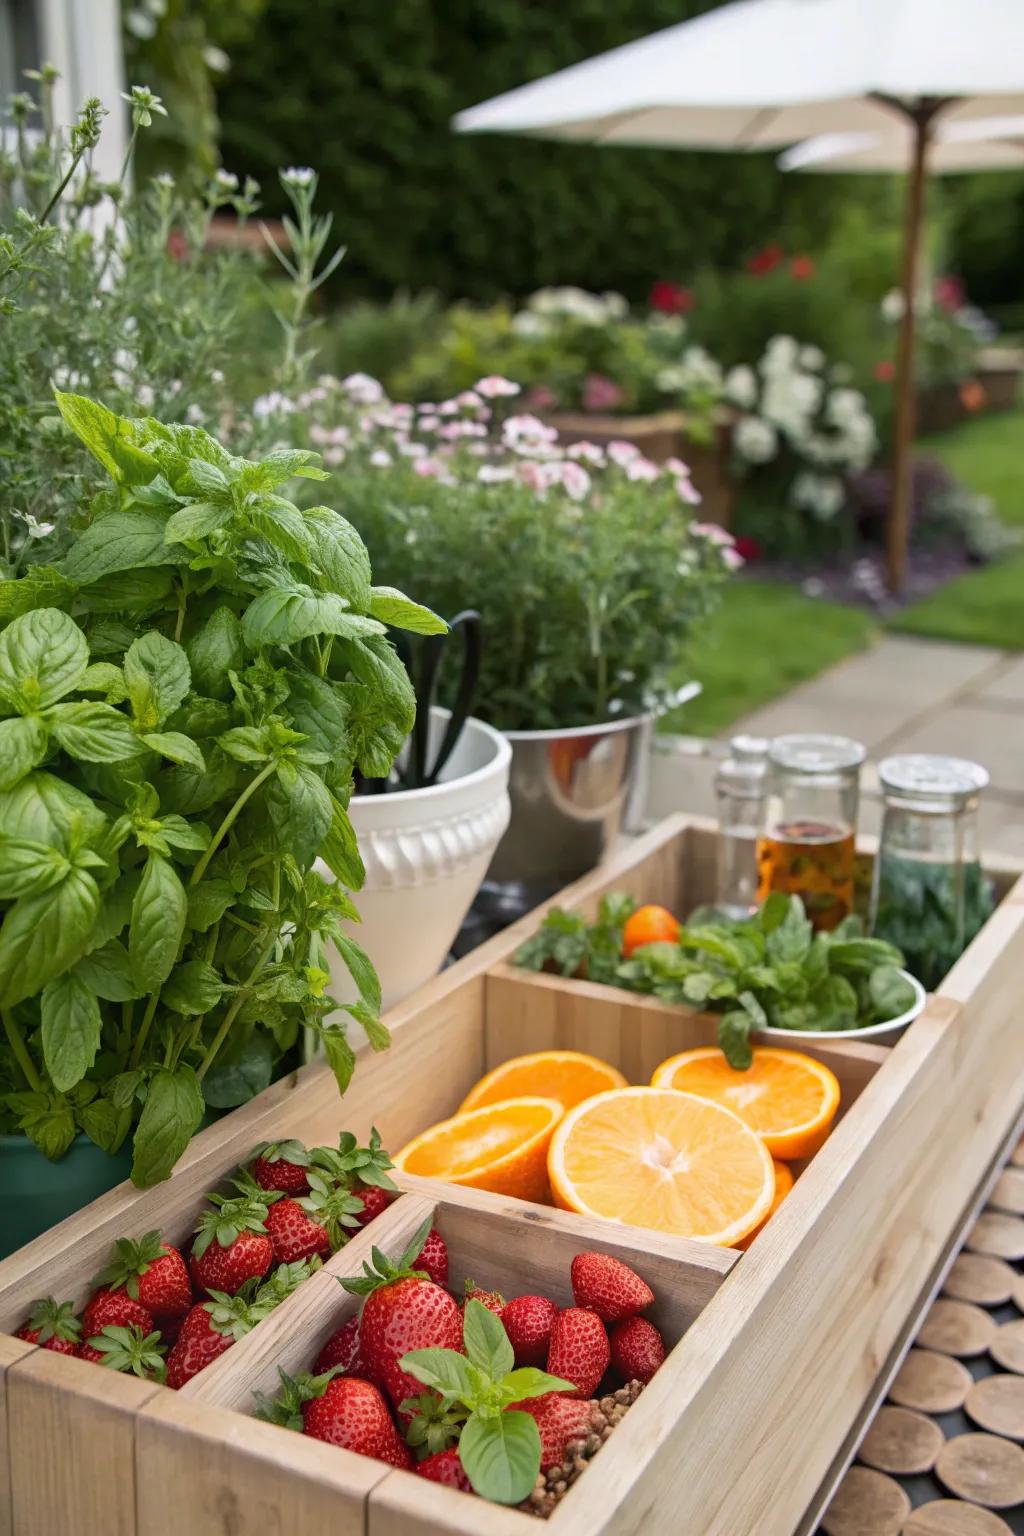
321,797,365,889
186,878,237,932
869,964,917,1021
77,1095,131,1155
368,586,447,636
61,513,183,585
186,456,229,494
331,931,381,1013
164,501,233,543
55,390,159,484
0,867,101,1007
321,1024,356,1095
12,1090,77,1160
0,715,49,791
80,662,128,703
0,772,106,852
186,608,244,700
267,761,332,869
342,1000,390,1052
140,731,205,772
250,502,319,565
74,939,140,1001
40,971,102,1092
241,584,385,649
500,1367,576,1403
217,726,271,764
123,632,191,730
399,1348,485,1404
129,852,187,991
459,1410,540,1505
0,566,75,621
75,568,174,615
304,507,372,609
130,1065,204,1186
159,815,210,852
463,1299,514,1380
337,636,415,778
718,1009,754,1070
161,959,226,1015
0,607,89,710
0,836,70,898
286,672,350,760
201,1034,273,1108
47,702,140,762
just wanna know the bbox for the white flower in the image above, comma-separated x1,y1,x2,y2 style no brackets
136,383,154,409
792,471,845,520
185,403,205,424
214,169,239,192
153,172,175,190
566,441,605,465
398,440,428,459
558,461,592,501
502,414,559,452
676,477,702,506
342,373,383,405
281,166,315,189
252,390,295,418
417,414,441,432
310,424,332,446
323,446,346,467
724,365,758,410
369,449,392,468
656,365,687,393
799,345,825,370
626,457,659,482
511,311,549,338
211,368,224,385
19,511,55,539
734,415,779,464
476,464,515,483
760,335,800,376
881,289,906,323
606,440,640,466
601,291,629,320
761,371,822,435
527,286,614,325
474,375,521,398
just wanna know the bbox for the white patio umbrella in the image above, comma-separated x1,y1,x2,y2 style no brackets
782,116,1024,173
454,0,1024,592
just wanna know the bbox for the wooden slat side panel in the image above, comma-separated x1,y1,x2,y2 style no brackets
0,1336,34,1536
553,905,1024,1536
8,1350,159,1536
369,1473,535,1536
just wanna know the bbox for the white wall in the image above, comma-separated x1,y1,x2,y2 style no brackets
39,0,126,179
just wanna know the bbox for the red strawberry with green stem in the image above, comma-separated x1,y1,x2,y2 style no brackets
166,1291,264,1389
296,1170,366,1251
311,1128,398,1228
265,1198,333,1264
16,1297,82,1355
463,1279,504,1316
609,1316,665,1385
250,1139,311,1196
341,1219,463,1417
570,1252,653,1323
547,1307,610,1398
416,1448,474,1491
92,1231,192,1324
255,1366,412,1469
82,1287,153,1339
351,1185,393,1227
255,1258,323,1310
513,1392,598,1471
190,1188,275,1296
314,1314,369,1377
501,1295,558,1368
413,1228,448,1287
80,1324,167,1381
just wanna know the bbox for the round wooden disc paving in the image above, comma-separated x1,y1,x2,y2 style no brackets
935,1432,1024,1508
967,1212,1024,1261
991,1320,1024,1375
966,1375,1024,1440
857,1405,944,1474
917,1299,997,1358
943,1253,1016,1308
989,1167,1024,1216
820,1465,910,1536
903,1501,1013,1535
889,1349,973,1414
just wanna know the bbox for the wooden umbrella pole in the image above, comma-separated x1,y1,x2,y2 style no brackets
886,106,935,595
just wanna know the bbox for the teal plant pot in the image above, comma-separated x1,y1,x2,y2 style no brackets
0,1133,134,1261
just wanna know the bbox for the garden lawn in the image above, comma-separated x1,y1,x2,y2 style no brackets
890,405,1024,649
665,579,877,738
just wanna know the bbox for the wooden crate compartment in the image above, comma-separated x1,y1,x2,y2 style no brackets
136,1186,731,1535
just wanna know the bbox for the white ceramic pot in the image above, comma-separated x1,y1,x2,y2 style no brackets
754,969,927,1049
322,709,511,1011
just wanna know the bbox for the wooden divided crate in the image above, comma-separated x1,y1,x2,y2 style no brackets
3,812,1024,1536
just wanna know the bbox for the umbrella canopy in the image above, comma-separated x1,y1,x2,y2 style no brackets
782,117,1024,173
455,0,1024,592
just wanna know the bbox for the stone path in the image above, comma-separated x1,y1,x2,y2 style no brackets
650,636,1024,858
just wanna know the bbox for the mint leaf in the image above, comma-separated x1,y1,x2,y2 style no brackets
463,1299,514,1380
459,1410,541,1505
331,931,381,1014
304,507,372,609
164,502,232,543
240,585,385,649
61,513,182,585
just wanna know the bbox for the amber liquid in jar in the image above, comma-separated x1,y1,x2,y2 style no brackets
756,818,855,931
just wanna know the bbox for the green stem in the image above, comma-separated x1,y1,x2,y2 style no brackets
174,584,187,643
129,990,161,1070
190,762,276,888
195,929,278,1083
2,1009,42,1091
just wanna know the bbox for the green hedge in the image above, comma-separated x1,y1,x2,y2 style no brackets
216,0,874,302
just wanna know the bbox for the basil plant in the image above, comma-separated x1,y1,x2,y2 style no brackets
0,392,444,1185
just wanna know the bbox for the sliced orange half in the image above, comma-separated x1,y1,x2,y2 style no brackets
547,1087,775,1246
651,1046,840,1161
735,1160,794,1250
394,1097,563,1205
459,1050,627,1115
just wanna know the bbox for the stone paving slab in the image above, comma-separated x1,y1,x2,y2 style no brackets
977,656,1024,706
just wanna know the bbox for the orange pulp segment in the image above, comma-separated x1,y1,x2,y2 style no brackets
736,1160,794,1250
394,1096,563,1205
651,1046,840,1161
547,1087,775,1246
458,1050,627,1115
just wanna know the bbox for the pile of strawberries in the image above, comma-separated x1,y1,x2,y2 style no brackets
15,1129,398,1390
255,1224,665,1512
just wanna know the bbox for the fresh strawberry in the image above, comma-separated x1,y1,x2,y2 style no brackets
310,1126,398,1200
609,1316,665,1385
412,1227,448,1287
165,1292,263,1389
314,1315,369,1377
305,1375,412,1467
82,1287,154,1338
416,1448,474,1491
296,1170,366,1250
190,1188,274,1296
570,1252,654,1323
80,1324,167,1381
265,1198,332,1264
463,1279,504,1316
547,1308,610,1398
501,1295,558,1367
342,1219,463,1416
92,1231,192,1324
512,1393,597,1471
251,1138,311,1196
15,1297,81,1355
351,1184,394,1227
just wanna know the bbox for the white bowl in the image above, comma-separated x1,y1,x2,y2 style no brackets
754,969,927,1050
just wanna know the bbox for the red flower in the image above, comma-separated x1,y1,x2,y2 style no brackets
166,228,189,262
733,535,762,562
790,255,815,281
649,279,694,315
873,360,895,383
745,244,784,277
935,274,965,313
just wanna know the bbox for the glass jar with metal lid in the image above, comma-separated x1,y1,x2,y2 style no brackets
714,734,769,919
870,753,991,990
756,733,866,931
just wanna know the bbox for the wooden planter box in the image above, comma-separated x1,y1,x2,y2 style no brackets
2,813,1024,1536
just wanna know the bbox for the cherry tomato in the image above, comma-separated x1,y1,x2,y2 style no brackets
622,904,681,957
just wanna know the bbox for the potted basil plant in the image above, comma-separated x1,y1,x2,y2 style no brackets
0,391,443,1254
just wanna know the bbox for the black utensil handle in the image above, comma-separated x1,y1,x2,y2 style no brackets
422,609,482,786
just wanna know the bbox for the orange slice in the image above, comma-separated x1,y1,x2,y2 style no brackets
394,1097,563,1204
651,1046,840,1161
547,1087,775,1246
459,1050,627,1115
736,1160,794,1250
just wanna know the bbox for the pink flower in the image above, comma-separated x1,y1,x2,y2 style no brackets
582,372,625,412
626,457,659,482
558,461,592,501
517,460,552,491
692,522,735,546
935,274,966,313
310,424,332,446
475,375,521,398
722,547,745,570
567,441,606,465
503,414,559,449
523,384,557,411
477,464,515,483
417,414,441,432
676,478,702,506
323,446,346,467
607,440,640,466
342,373,383,404
413,457,445,478
455,389,484,411
664,456,692,477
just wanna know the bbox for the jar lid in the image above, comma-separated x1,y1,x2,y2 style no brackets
878,753,989,799
768,733,867,773
730,734,770,759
